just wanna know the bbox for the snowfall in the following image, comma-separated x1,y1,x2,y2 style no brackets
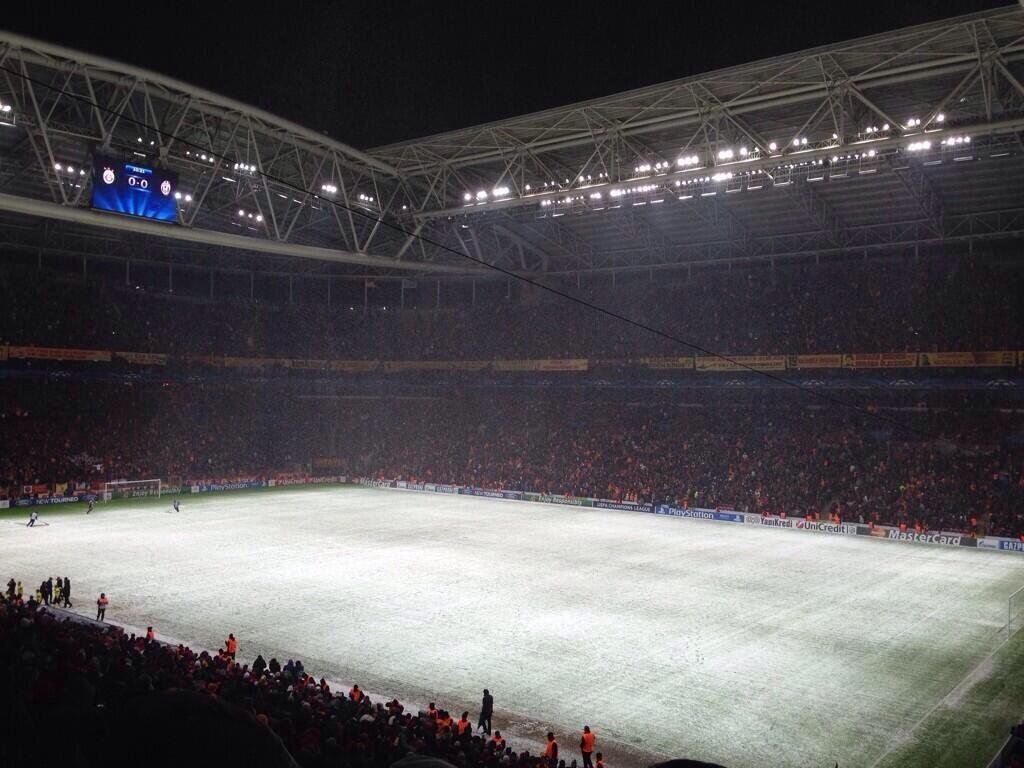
2,485,1021,768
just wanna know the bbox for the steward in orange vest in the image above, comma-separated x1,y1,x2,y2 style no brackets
580,726,595,768
543,732,559,766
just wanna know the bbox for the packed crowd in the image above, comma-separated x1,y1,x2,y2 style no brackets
0,589,610,768
2,380,1022,538
2,254,1022,360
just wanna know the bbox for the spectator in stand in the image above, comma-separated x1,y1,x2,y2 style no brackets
96,592,108,621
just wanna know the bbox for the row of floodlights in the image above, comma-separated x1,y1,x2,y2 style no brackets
184,150,217,164
53,163,87,176
237,208,264,223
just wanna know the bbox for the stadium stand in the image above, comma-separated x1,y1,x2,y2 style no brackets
0,592,603,768
2,381,1022,538
1,254,1022,360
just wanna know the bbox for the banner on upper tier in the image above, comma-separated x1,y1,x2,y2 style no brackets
115,351,169,366
286,359,329,371
918,351,1017,368
655,505,745,523
494,358,588,372
329,360,380,372
359,478,395,488
694,355,786,372
8,346,112,362
842,352,919,369
638,356,695,370
223,357,278,369
788,354,844,369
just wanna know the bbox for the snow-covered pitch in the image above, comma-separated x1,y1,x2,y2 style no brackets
3,485,1021,767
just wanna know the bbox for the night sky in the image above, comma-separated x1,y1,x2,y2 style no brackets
2,0,1008,148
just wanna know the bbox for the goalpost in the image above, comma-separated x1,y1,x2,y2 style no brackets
1009,585,1024,640
102,479,162,502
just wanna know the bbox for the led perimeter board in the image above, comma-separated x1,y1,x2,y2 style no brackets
90,156,178,222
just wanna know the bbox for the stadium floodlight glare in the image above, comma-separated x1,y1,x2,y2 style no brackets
711,172,733,182
238,209,245,216
492,186,510,197
936,113,945,123
67,166,74,174
320,183,338,195
463,192,472,201
739,147,748,156
475,190,488,200
255,214,263,223
184,194,192,202
717,148,734,160
907,141,931,152
53,163,62,171
676,155,700,167
0,103,11,113
524,184,531,191
589,192,602,200
905,117,921,128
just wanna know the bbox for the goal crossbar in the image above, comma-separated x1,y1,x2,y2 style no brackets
1009,584,1024,640
103,479,162,501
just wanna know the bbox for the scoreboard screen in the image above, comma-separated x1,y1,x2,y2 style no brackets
90,156,178,222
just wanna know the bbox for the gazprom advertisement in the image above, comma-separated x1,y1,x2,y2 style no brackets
91,155,178,222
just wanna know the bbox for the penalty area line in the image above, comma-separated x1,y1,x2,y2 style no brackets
866,626,1011,768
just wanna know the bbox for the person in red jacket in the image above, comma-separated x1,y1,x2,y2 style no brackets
456,711,471,735
580,726,595,768
96,593,108,621
146,626,155,642
595,752,605,768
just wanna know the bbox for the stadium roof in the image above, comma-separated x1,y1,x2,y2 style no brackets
0,5,1023,281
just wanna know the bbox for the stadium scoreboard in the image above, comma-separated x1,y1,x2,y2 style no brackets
90,155,178,222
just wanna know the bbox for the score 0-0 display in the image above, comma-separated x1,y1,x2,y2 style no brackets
90,155,179,222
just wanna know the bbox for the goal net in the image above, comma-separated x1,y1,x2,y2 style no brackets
1009,585,1024,639
103,479,162,502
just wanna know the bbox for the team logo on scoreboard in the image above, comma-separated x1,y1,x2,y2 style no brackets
160,180,172,196
102,167,116,185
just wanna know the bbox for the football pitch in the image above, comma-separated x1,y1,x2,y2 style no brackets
2,485,1023,768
